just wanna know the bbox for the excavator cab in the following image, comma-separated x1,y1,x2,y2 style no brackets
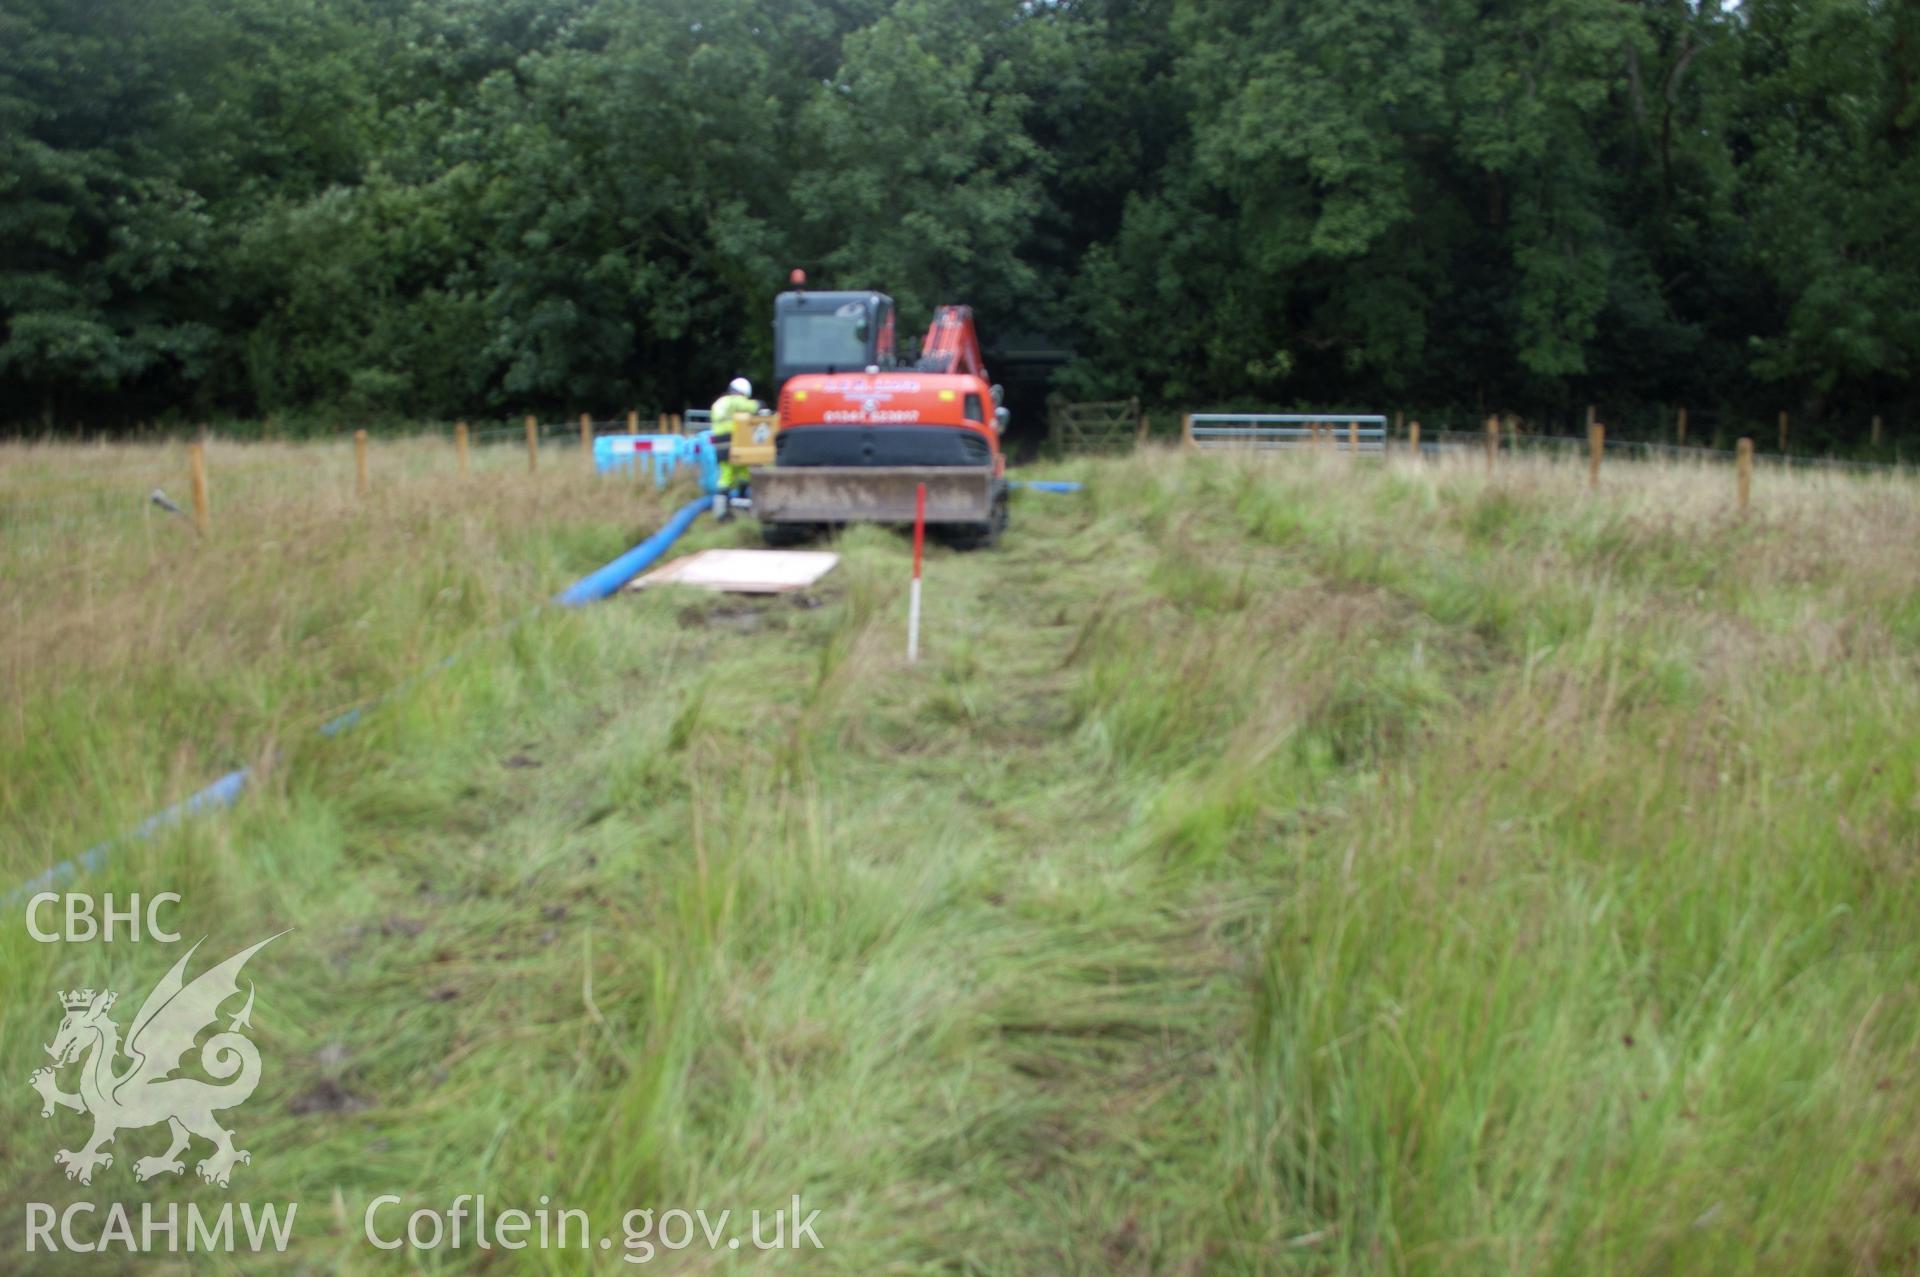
773,290,896,384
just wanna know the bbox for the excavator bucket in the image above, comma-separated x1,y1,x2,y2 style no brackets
754,466,996,525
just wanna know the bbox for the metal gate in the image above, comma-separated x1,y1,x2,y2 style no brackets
1184,413,1388,452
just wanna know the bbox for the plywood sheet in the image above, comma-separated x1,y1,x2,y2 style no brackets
629,548,839,595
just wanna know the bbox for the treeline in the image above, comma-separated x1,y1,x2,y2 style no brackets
3,0,1916,447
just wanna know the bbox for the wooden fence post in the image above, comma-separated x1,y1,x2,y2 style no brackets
1485,415,1499,473
580,412,594,471
1347,420,1359,454
1737,437,1753,510
627,409,639,434
1137,411,1149,447
1588,422,1604,489
658,412,669,435
354,428,370,498
671,413,683,435
1586,404,1597,435
1777,410,1788,454
525,414,538,472
455,421,469,478
188,441,209,535
1871,414,1884,448
1394,410,1404,440
1407,420,1420,458
1181,412,1195,451
1676,406,1688,446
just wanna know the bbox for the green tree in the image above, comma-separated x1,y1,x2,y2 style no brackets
0,0,222,420
2,0,1914,441
1736,0,1920,421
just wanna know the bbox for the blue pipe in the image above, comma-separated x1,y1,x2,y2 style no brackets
14,498,711,901
1011,480,1084,493
318,644,479,738
7,766,251,905
554,497,709,605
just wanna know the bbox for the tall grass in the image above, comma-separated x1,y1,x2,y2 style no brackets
2,442,1914,1273
1,434,671,869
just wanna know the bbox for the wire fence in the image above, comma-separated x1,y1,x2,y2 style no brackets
1419,427,1915,477
8,409,1914,540
1409,402,1907,457
0,413,701,537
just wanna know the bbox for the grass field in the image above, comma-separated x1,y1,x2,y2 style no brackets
3,439,1917,1274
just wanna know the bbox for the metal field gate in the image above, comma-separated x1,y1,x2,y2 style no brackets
1184,413,1388,452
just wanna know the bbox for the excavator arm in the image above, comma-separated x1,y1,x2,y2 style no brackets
917,305,989,380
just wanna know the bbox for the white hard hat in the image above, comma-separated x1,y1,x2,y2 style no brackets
729,377,752,397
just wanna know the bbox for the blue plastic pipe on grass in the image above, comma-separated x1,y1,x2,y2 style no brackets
1011,480,1084,493
554,497,709,605
7,766,252,905
13,498,711,902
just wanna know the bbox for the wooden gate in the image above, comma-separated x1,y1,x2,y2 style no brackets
1048,397,1141,454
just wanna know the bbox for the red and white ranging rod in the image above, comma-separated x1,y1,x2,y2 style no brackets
908,482,926,662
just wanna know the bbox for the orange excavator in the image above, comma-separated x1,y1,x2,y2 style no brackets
737,272,1010,548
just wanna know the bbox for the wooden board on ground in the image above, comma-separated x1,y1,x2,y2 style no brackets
628,548,839,595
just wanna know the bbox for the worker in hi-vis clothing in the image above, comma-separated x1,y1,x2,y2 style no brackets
708,376,758,519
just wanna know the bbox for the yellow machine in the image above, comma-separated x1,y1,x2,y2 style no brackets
729,410,778,467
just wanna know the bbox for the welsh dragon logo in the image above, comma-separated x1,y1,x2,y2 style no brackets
29,933,285,1187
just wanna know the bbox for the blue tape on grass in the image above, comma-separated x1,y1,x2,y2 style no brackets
318,707,362,737
554,497,709,606
318,646,476,738
7,766,252,905
13,498,710,901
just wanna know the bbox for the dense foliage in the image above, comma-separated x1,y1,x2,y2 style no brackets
2,0,1915,444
